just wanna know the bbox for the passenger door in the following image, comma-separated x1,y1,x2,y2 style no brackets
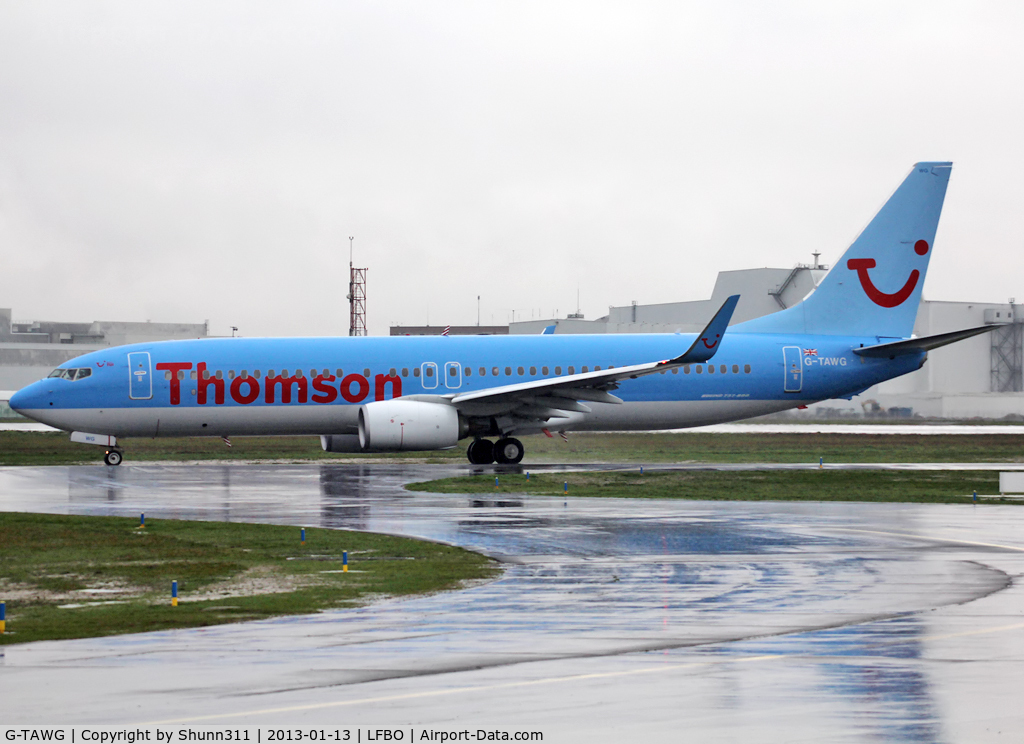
783,346,802,393
127,351,153,400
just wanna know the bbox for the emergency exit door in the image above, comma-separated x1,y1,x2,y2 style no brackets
783,346,803,393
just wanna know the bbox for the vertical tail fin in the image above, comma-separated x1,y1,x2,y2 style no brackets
733,162,952,338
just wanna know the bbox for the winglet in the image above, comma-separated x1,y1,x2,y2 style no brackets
666,295,739,365
541,325,556,335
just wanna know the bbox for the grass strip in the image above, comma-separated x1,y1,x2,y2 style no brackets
2,430,1024,466
408,469,1011,504
0,512,500,645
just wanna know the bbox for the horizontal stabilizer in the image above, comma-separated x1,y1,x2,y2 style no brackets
541,325,556,335
853,325,997,358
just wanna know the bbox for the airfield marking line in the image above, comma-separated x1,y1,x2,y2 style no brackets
140,656,777,725
825,526,1024,553
139,620,1024,725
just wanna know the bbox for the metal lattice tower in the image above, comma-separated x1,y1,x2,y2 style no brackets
347,236,368,336
991,314,1023,392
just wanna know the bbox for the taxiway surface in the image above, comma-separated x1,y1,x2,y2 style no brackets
2,463,1024,742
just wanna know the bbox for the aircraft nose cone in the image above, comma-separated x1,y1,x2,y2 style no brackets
9,383,46,412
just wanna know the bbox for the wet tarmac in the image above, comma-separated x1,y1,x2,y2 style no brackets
2,463,1024,741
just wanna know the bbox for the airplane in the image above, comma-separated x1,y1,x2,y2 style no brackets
10,161,997,466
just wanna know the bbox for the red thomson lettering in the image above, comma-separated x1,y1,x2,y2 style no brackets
265,372,308,404
196,362,225,405
311,375,338,404
375,373,402,401
155,362,193,405
230,375,260,404
340,374,369,403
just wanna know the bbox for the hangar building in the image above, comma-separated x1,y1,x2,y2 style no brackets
0,307,208,393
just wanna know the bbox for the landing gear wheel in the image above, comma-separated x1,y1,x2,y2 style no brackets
467,439,495,465
493,437,524,465
104,449,123,466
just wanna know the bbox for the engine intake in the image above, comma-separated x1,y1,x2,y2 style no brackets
358,400,461,451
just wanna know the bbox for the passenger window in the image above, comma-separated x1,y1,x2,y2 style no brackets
744,364,751,374
363,368,370,377
228,371,235,379
179,370,186,380
216,370,223,380
555,366,562,375
708,365,715,374
254,370,261,379
517,366,524,375
336,369,343,377
414,368,421,377
464,367,472,376
581,366,588,373
165,371,172,380
530,366,536,375
720,365,726,374
425,367,434,377
389,368,396,376
492,367,499,376
696,365,703,374
449,367,458,377
191,370,198,380
594,366,601,371
402,368,409,377
684,365,690,374
323,369,329,376
732,364,739,374
672,368,678,374
542,366,549,375
569,366,576,374
505,367,512,376
479,367,485,376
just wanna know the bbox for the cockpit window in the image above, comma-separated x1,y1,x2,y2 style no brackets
48,367,92,381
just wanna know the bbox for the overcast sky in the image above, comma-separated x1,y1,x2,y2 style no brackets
2,1,1022,337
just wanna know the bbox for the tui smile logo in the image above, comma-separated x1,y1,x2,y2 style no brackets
702,333,721,349
847,240,929,308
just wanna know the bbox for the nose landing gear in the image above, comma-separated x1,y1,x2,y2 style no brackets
103,449,123,466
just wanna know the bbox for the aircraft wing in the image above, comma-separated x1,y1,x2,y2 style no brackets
448,295,739,422
852,324,998,358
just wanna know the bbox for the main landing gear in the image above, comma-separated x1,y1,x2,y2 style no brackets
467,437,524,465
103,449,123,466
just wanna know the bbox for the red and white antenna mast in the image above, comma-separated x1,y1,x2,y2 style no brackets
347,236,367,336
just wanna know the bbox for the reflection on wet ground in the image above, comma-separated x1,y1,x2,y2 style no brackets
1,463,1024,741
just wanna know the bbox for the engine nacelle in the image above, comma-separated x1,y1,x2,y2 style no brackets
358,400,461,451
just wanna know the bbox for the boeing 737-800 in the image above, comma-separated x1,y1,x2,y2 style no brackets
10,162,995,465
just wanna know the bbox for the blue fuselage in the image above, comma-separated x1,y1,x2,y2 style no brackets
10,332,924,439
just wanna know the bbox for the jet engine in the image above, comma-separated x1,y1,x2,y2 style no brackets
357,400,463,451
